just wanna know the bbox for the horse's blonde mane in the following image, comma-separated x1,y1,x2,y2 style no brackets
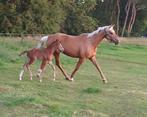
87,26,110,38
36,36,48,48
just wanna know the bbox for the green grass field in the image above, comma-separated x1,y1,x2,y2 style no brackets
0,37,147,117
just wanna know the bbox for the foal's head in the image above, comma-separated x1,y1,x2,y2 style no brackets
104,25,119,45
48,40,64,52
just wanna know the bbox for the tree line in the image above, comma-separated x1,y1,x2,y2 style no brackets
0,0,146,36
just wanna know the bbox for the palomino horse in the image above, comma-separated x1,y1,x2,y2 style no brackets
19,40,64,82
37,25,119,83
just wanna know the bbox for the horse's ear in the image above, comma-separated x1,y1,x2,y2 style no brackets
108,24,115,30
110,24,115,28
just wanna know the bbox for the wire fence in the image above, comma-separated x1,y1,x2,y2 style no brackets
0,33,147,44
0,33,47,41
0,33,46,37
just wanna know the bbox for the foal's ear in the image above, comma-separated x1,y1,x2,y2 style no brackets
55,39,59,42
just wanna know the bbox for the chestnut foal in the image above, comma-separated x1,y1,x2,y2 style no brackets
19,40,64,82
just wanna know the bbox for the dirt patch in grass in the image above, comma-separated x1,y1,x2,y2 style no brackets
0,87,9,92
119,37,147,45
73,109,109,117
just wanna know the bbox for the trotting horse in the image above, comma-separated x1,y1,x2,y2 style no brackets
37,25,119,83
19,40,64,82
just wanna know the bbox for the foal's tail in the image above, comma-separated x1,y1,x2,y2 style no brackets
19,50,28,56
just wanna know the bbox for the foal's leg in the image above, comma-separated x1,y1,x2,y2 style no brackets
48,61,56,81
37,60,47,82
89,56,108,83
19,58,34,80
19,57,28,80
26,58,35,80
54,52,71,80
70,58,85,81
19,66,25,80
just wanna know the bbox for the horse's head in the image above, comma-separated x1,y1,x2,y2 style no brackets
104,25,119,45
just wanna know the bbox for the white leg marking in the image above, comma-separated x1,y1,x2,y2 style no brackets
37,69,42,77
37,69,43,82
19,70,24,80
28,67,33,80
49,61,56,80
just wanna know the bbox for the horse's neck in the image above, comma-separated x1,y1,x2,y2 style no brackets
91,31,105,49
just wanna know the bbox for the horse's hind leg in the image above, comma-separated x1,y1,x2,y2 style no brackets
48,61,56,80
54,52,71,80
70,58,85,81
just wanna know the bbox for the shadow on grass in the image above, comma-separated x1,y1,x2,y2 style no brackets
82,87,102,94
1,96,35,107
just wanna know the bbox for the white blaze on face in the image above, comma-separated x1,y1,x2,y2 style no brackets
109,26,115,34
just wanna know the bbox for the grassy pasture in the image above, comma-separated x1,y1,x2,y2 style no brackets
0,37,147,117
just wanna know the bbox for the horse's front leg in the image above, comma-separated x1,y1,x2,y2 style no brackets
70,58,85,81
89,56,108,83
54,52,71,80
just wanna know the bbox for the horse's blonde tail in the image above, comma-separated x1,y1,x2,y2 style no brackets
19,50,28,56
36,36,48,48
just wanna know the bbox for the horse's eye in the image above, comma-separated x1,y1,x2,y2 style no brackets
109,32,113,35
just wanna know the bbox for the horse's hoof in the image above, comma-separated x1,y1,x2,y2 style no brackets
40,79,42,82
53,78,56,81
70,78,74,81
103,80,108,84
19,78,22,81
66,77,73,81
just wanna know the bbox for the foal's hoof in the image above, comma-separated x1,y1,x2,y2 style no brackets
19,77,22,81
40,79,42,82
53,78,56,81
103,80,108,84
